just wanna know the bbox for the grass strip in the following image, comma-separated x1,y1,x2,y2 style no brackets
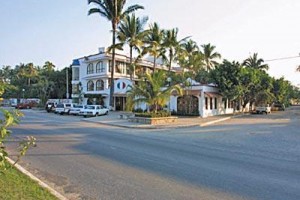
0,162,58,200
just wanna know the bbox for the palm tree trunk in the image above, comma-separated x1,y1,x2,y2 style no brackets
153,56,157,73
109,25,116,108
129,46,133,81
168,49,172,72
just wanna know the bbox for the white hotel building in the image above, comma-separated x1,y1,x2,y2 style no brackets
71,47,236,117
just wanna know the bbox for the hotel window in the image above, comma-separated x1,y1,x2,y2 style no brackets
96,80,104,91
205,97,208,110
72,84,79,93
116,61,124,74
96,61,104,73
87,81,94,91
214,97,217,109
210,97,213,110
87,63,94,74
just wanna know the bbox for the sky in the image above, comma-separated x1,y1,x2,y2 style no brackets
0,0,300,86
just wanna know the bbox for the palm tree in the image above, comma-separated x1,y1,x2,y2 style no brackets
32,76,55,105
163,28,188,72
126,70,182,112
243,53,269,71
201,43,221,71
42,61,55,74
0,65,13,83
117,14,148,80
17,63,38,86
88,0,144,108
142,22,165,72
177,39,204,76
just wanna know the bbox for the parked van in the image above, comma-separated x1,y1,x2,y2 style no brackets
55,103,76,115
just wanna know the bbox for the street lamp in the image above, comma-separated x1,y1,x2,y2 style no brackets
22,88,25,101
167,77,172,112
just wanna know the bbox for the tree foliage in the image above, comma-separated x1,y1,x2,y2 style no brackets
126,70,182,112
0,82,36,173
0,62,70,105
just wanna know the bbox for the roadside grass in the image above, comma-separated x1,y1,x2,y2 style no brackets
0,162,57,200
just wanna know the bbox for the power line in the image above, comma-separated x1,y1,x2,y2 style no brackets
265,54,300,62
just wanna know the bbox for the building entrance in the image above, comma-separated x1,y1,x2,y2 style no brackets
115,97,127,111
177,95,199,116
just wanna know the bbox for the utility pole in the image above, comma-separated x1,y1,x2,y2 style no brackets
66,67,69,99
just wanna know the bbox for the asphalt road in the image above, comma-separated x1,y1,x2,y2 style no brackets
7,107,300,200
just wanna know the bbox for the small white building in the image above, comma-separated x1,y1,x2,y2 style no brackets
168,84,235,118
71,47,237,117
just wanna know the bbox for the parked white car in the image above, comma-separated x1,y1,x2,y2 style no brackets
79,105,109,117
69,105,85,115
55,103,76,115
255,104,271,114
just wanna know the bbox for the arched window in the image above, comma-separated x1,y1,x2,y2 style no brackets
96,61,104,73
96,80,104,91
87,63,94,74
87,80,94,91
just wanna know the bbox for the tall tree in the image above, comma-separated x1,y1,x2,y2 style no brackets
117,14,148,80
210,60,243,103
163,28,188,72
243,53,269,71
17,63,38,87
142,22,165,72
178,39,200,71
201,43,221,71
42,61,55,74
88,0,144,108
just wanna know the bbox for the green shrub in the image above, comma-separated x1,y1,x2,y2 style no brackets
135,111,171,118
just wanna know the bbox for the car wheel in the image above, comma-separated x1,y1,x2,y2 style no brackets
105,111,108,115
84,115,87,118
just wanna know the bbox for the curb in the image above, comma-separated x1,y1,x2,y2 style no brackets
82,119,157,129
82,115,235,129
6,157,68,200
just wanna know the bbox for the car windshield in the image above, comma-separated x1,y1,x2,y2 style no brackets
74,105,83,108
86,105,95,109
56,104,64,108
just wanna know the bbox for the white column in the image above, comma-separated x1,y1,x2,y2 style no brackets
199,90,205,117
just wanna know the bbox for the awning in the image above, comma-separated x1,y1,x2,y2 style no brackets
113,93,127,97
84,93,108,98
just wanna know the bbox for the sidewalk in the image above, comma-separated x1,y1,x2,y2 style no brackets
82,112,242,129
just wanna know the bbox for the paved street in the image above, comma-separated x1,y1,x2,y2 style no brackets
7,107,300,200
